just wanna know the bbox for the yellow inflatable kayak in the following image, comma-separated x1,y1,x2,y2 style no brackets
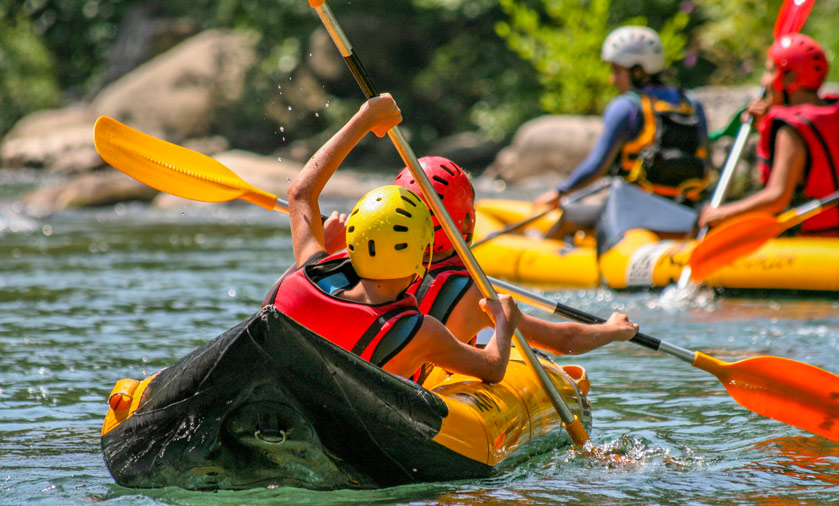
474,199,839,292
101,306,591,490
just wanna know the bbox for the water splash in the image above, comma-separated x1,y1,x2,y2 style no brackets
656,282,717,312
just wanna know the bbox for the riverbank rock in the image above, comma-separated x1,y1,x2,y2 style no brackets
0,106,101,174
20,171,158,215
482,115,602,185
91,29,258,142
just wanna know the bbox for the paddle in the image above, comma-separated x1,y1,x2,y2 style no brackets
471,179,612,248
489,278,839,441
93,116,283,212
94,117,839,440
306,0,592,447
675,0,815,289
688,191,839,282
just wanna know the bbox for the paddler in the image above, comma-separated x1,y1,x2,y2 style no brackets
534,26,711,238
392,157,639,382
264,94,521,383
698,34,838,236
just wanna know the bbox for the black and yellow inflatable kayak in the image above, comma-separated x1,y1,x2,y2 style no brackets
101,306,591,490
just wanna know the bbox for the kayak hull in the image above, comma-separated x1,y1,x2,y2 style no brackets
474,199,839,291
101,306,591,490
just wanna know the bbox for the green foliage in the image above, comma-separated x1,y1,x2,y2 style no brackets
3,0,836,155
0,12,60,135
496,0,690,115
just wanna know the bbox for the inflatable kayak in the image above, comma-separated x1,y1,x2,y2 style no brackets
474,199,839,292
101,306,591,490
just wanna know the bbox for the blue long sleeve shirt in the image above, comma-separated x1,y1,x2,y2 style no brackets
556,85,709,195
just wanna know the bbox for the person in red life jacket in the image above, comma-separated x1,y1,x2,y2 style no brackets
699,34,839,236
267,94,521,383
393,156,639,365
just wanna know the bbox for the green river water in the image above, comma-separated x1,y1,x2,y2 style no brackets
2,171,839,505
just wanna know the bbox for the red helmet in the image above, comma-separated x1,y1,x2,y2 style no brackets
768,33,828,94
394,156,475,253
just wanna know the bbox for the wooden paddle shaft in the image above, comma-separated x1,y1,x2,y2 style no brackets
310,0,588,443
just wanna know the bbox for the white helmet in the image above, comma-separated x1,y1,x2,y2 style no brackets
601,26,665,75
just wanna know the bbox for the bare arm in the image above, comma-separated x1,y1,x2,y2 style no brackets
699,125,806,227
386,295,520,383
518,312,638,355
446,284,637,355
286,94,402,266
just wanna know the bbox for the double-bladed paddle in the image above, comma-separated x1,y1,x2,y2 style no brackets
94,116,839,441
689,191,839,282
307,0,593,447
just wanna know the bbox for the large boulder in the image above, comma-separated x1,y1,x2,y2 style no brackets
482,115,602,184
90,29,258,142
20,170,158,215
0,106,101,173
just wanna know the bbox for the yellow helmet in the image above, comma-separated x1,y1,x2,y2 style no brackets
346,185,433,280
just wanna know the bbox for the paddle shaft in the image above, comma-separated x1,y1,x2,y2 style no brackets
489,278,696,363
309,0,589,445
676,108,758,288
471,178,612,248
778,190,839,226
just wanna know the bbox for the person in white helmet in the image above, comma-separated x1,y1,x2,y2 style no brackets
535,26,711,237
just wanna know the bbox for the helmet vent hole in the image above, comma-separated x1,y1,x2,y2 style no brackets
394,243,408,251
437,193,445,200
350,209,359,217
401,196,417,207
396,208,412,218
393,225,408,232
432,175,450,186
376,197,383,202
367,240,376,257
348,244,354,251
348,225,355,233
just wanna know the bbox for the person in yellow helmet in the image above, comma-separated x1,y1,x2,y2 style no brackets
392,157,639,383
265,94,521,383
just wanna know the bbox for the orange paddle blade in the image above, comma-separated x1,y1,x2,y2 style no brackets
688,213,782,282
693,352,839,441
774,0,815,39
93,116,278,210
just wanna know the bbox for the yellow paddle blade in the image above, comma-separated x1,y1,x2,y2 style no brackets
93,116,278,210
693,352,839,441
689,213,782,282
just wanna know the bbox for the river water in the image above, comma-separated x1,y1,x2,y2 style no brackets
2,185,839,505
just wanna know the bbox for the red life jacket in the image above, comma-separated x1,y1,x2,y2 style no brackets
758,97,839,235
270,251,424,367
406,254,474,384
407,254,473,324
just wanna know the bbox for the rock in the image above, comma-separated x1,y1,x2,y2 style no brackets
425,132,505,175
0,105,101,173
98,4,200,92
20,171,158,214
482,115,603,184
91,29,258,142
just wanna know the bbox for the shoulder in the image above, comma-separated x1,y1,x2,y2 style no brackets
604,93,641,123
